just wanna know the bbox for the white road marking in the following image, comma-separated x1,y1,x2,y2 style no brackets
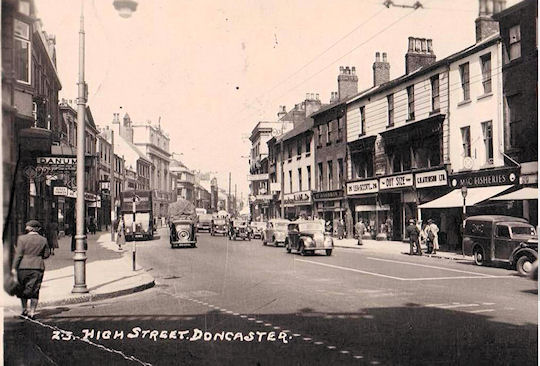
303,337,312,341
367,257,496,277
437,303,480,309
314,341,324,345
482,302,495,305
354,356,364,359
256,320,263,324
468,309,495,314
295,259,516,281
295,259,405,280
264,323,272,326
292,333,301,337
327,346,336,349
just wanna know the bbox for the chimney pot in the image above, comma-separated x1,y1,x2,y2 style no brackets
408,37,415,52
316,93,319,100
382,52,387,62
351,66,356,75
306,93,310,100
427,39,433,53
339,66,344,73
375,52,381,62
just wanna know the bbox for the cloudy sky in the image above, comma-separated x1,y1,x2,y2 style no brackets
35,0,517,199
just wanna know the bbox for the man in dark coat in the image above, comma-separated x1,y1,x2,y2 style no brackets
406,219,422,255
12,220,50,319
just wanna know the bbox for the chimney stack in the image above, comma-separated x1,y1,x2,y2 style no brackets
305,92,322,117
405,37,436,74
373,51,390,86
277,105,287,120
475,0,505,43
337,65,358,100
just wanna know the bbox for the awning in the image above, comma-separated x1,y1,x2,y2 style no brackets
418,185,512,209
490,187,538,201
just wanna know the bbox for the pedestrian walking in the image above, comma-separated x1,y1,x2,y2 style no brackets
116,217,126,250
11,220,51,319
406,219,422,255
355,219,366,246
89,217,96,235
385,217,393,240
427,219,440,254
46,221,59,255
337,219,345,240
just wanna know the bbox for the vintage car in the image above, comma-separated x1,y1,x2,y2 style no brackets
463,215,538,276
250,221,266,239
196,214,213,233
285,220,333,256
211,218,228,236
229,219,251,241
169,218,197,248
262,219,290,246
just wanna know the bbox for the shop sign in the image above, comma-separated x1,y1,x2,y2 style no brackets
313,189,343,201
270,182,281,192
449,167,520,188
379,173,413,190
53,186,68,196
66,189,77,198
283,191,312,206
247,173,269,181
415,169,448,188
36,156,76,171
255,194,273,201
346,179,378,195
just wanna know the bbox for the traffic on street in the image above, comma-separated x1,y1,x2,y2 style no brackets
5,227,537,365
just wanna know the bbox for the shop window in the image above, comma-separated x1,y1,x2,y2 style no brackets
317,162,323,190
431,75,440,112
353,152,373,179
508,24,521,61
392,148,411,173
360,106,366,135
14,19,31,84
461,126,471,158
459,62,470,101
480,53,492,94
338,158,344,186
387,94,394,127
505,95,521,148
407,85,415,120
327,161,333,190
482,121,494,163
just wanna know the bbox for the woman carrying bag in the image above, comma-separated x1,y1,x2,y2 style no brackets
116,217,125,250
12,220,50,319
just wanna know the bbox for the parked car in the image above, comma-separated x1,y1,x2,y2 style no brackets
229,219,251,241
530,260,538,281
169,218,197,248
262,219,290,246
285,220,333,256
211,218,228,236
462,215,538,276
250,221,266,239
196,214,213,233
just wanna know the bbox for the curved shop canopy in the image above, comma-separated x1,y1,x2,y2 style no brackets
489,187,538,201
419,185,512,209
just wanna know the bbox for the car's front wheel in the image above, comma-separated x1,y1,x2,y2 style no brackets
285,240,291,253
516,254,535,276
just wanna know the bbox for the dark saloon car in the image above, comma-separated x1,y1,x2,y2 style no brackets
229,219,251,241
170,218,197,248
463,215,538,276
196,214,213,233
285,220,333,256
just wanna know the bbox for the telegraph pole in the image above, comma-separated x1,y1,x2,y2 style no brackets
280,138,285,219
234,184,237,216
228,172,232,214
110,129,115,242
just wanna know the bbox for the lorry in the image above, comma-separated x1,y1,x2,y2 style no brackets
120,190,154,241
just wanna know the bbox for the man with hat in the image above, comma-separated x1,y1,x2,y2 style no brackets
406,218,422,256
11,220,51,319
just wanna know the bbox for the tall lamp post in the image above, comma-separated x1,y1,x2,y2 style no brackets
72,0,138,294
461,186,468,257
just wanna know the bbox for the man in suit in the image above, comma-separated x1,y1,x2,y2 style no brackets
406,219,422,256
11,220,50,319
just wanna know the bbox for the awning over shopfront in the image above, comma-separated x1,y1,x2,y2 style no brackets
418,185,512,209
490,187,538,201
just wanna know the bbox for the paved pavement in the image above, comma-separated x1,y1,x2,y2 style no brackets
3,230,155,309
4,228,536,365
333,237,470,260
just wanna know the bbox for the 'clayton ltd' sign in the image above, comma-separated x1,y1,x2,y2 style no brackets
415,169,448,188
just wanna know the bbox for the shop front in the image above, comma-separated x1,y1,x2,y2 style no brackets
283,191,313,220
346,178,382,238
314,189,347,234
419,166,520,250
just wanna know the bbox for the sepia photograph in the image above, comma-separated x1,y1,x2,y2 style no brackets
2,0,538,364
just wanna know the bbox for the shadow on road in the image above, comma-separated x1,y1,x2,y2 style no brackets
4,303,537,366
